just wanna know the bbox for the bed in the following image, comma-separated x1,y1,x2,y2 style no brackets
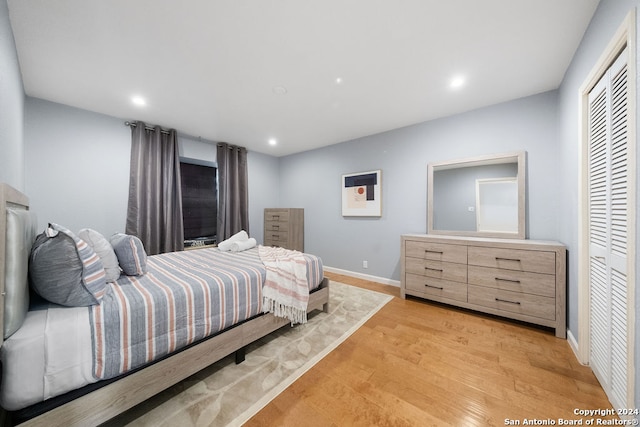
0,183,329,426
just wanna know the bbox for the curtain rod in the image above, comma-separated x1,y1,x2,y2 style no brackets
125,121,245,150
217,142,246,151
124,121,171,135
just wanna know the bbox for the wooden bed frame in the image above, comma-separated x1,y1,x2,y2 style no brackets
0,183,330,426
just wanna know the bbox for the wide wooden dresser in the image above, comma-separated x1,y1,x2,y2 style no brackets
400,234,566,338
264,208,304,251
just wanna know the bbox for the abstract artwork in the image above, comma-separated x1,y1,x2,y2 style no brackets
341,170,382,216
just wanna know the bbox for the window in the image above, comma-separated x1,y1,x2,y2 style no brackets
179,159,217,244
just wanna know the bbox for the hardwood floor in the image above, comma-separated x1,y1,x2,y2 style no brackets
245,272,616,426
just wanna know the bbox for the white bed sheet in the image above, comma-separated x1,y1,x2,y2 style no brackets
0,304,95,411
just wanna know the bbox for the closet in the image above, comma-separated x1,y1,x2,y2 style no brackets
587,46,631,410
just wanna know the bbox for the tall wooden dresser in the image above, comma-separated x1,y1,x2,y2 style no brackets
264,208,304,251
401,234,566,338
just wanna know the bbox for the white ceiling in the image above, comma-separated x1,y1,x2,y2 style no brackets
8,0,600,157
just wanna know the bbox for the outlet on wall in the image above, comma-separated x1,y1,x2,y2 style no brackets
363,260,368,268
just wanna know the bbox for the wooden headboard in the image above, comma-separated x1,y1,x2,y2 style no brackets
0,183,30,348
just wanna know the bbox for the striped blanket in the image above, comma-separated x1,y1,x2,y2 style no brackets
89,247,322,380
259,246,310,324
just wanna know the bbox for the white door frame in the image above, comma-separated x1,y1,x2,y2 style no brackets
577,10,637,408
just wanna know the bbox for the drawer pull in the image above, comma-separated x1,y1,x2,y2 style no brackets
425,267,443,272
273,225,280,229
495,257,521,263
495,277,521,284
424,284,444,290
495,298,521,305
425,250,443,254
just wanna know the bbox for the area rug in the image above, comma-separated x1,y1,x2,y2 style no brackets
103,281,393,427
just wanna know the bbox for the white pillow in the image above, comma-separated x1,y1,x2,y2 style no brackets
78,228,121,282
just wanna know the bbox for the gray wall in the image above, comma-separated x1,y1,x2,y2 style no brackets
279,91,559,281
248,150,281,242
0,0,25,190
556,0,640,411
24,98,130,235
23,97,280,241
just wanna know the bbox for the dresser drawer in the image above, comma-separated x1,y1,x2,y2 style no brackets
405,258,467,283
405,241,467,264
468,247,555,275
265,221,287,232
405,273,467,302
264,210,290,222
264,231,288,245
468,285,555,320
468,265,555,298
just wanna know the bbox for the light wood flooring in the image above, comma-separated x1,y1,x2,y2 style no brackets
245,272,616,426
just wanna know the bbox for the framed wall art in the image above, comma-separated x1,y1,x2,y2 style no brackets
341,170,382,217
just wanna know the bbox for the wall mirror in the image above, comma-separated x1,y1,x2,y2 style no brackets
427,151,526,239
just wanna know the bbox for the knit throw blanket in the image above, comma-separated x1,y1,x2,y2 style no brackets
258,245,309,324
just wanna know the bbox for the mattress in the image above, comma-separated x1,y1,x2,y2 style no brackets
0,247,323,411
0,303,94,410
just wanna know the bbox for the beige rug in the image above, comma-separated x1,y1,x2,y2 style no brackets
103,281,393,427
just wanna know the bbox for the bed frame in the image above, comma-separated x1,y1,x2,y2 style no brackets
0,183,330,426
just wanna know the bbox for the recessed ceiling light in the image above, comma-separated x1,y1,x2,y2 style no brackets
335,77,343,84
131,96,146,106
450,76,465,89
268,138,277,146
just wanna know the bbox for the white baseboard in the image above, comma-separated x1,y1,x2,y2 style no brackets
323,266,400,287
566,329,588,366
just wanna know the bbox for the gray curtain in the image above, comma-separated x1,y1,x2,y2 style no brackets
216,142,249,241
126,121,184,255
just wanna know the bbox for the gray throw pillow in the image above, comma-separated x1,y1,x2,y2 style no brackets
109,233,147,276
29,223,107,307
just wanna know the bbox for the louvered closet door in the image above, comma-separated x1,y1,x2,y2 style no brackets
587,47,630,410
